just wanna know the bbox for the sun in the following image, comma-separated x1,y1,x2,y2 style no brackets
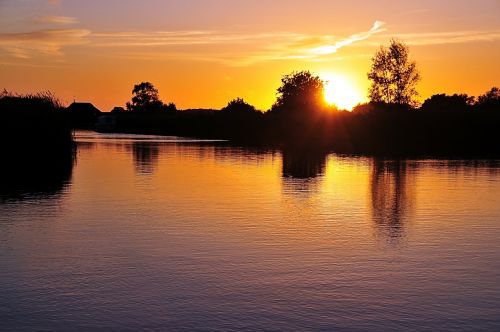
322,74,364,111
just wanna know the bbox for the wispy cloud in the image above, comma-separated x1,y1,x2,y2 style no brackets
3,21,500,65
35,15,78,25
89,21,386,66
0,61,56,68
383,30,500,46
0,29,90,58
306,21,386,56
91,31,303,47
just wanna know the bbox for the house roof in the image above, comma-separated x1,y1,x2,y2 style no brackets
66,102,101,114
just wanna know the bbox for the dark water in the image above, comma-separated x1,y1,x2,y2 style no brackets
1,131,500,331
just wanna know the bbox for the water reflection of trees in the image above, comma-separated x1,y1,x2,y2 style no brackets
0,153,74,202
75,141,96,152
212,146,279,166
132,142,159,175
281,150,327,195
282,150,327,179
370,159,415,245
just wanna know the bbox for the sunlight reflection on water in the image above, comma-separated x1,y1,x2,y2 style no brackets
1,131,500,331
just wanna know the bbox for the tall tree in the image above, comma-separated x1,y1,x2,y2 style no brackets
272,71,325,113
126,82,164,112
368,40,420,106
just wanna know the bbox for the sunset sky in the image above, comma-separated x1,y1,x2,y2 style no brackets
1,0,499,111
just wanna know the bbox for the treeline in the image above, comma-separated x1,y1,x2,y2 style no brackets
103,76,499,156
334,99,500,156
2,39,499,157
100,40,499,156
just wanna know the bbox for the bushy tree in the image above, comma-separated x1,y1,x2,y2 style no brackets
476,87,500,110
272,71,325,113
126,82,164,112
221,97,257,114
111,106,125,114
352,102,377,114
164,102,177,112
368,40,420,106
421,94,474,112
352,101,412,114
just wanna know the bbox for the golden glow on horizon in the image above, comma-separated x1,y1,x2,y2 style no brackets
0,1,499,111
322,74,364,110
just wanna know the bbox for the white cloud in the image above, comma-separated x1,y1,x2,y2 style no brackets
307,21,386,55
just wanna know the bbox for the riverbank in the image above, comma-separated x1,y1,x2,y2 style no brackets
94,107,500,157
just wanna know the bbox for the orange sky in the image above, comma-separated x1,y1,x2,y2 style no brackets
0,0,499,111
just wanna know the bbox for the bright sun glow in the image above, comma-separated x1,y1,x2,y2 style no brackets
322,74,364,110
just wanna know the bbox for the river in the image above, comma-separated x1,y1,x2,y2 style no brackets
1,131,499,331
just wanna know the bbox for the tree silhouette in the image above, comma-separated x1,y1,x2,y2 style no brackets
368,40,420,106
421,94,474,112
221,97,257,114
477,87,500,110
271,71,325,113
111,106,125,114
164,102,177,112
126,82,164,112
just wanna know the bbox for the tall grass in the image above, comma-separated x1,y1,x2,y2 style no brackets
0,90,74,158
0,89,64,111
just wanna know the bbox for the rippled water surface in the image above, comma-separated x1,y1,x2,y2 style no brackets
1,131,500,331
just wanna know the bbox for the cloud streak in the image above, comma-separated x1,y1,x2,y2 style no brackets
0,29,90,58
2,21,500,65
35,15,79,25
381,30,500,46
88,21,386,66
307,21,386,55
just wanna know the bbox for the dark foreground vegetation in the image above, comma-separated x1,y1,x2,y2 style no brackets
0,90,74,155
0,90,74,200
